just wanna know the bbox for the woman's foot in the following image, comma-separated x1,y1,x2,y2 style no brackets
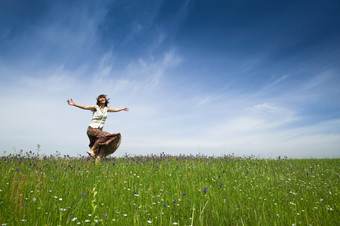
87,150,95,158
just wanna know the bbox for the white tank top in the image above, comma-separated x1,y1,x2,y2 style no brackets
89,105,107,129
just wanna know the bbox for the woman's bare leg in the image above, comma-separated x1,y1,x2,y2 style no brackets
95,155,102,164
87,146,98,158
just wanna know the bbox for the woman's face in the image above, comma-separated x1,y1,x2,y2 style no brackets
98,97,106,105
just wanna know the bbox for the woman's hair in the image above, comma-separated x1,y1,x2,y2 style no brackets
96,94,110,107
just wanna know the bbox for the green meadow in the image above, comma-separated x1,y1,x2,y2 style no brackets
0,151,339,225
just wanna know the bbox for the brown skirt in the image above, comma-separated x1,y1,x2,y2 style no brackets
87,126,121,158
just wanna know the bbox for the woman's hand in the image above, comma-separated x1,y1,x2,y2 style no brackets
67,99,75,106
123,107,129,111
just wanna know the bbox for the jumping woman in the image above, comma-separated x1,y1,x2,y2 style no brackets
67,95,128,162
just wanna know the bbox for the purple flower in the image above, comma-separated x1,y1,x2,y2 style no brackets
82,192,85,197
104,212,107,217
173,201,176,205
307,172,309,176
220,183,223,188
163,203,166,207
204,187,207,193
16,168,19,172
183,193,186,196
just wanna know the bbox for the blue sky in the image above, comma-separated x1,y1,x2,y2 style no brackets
1,0,340,158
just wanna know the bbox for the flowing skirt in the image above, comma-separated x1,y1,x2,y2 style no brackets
87,126,121,158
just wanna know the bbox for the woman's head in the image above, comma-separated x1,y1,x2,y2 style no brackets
96,94,110,107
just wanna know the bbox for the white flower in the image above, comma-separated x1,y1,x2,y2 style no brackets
85,220,91,223
173,222,178,225
148,220,152,224
124,214,127,217
71,217,77,222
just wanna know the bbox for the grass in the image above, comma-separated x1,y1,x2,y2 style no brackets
0,151,339,225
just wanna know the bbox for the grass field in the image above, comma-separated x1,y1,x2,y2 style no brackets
0,151,339,225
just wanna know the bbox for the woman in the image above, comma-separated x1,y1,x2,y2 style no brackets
67,95,128,161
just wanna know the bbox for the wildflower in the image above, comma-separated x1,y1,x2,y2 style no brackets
220,183,223,188
124,214,127,217
204,187,207,193
148,220,152,224
173,222,178,225
82,193,85,197
173,201,176,205
307,172,309,176
16,168,19,172
163,203,166,207
104,213,107,217
85,219,91,223
183,193,186,196
71,217,77,222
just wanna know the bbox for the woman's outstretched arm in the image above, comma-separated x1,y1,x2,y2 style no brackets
107,107,129,112
67,99,96,110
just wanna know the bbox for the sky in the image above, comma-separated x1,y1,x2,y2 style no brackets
1,0,340,158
